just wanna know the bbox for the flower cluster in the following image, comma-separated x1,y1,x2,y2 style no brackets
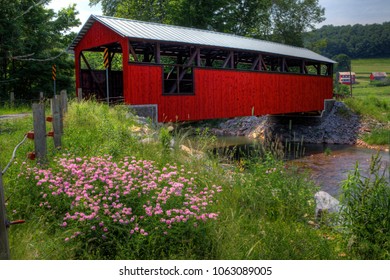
22,155,222,241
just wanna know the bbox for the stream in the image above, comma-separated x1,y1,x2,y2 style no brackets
290,144,389,197
213,137,389,198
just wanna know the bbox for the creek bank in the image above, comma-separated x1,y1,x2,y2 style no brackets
208,101,361,145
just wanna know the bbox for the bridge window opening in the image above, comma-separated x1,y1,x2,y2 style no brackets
160,44,195,95
127,41,332,96
235,52,257,70
305,63,319,75
283,58,302,73
303,61,331,76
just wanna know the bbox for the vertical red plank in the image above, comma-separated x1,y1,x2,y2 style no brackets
124,65,332,122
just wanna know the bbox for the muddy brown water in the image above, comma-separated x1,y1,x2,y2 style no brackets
290,144,389,197
213,137,389,198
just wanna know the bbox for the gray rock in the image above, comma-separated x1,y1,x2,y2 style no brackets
140,137,155,144
210,101,361,145
314,191,340,218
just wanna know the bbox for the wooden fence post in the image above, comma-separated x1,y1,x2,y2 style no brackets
60,90,68,114
56,95,64,135
32,103,47,163
0,165,11,260
51,98,62,148
77,88,83,102
10,92,14,107
39,92,44,102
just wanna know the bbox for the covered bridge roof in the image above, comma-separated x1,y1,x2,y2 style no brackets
69,15,335,64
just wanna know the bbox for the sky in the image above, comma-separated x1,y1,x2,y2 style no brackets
47,0,390,32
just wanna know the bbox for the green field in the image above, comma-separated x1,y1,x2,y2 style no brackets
352,58,390,77
342,58,390,144
352,58,390,90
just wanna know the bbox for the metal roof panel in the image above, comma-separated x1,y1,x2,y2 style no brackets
69,15,335,64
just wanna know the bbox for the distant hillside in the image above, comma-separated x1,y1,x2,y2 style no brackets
305,22,390,59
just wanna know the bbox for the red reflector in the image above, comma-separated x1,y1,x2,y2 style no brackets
26,131,34,140
27,152,36,160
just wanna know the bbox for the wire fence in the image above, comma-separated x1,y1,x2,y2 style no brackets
0,91,68,260
1,135,28,176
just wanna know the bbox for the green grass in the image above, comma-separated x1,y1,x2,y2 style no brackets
339,58,390,145
351,58,390,94
362,128,390,145
350,58,390,95
0,103,32,115
352,58,390,76
1,100,375,260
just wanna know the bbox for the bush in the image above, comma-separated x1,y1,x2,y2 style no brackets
370,78,390,87
334,84,351,97
339,153,390,259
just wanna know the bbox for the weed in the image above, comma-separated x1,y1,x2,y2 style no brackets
324,147,332,156
339,153,390,259
159,126,172,151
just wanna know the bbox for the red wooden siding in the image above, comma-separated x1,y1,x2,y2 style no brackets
126,64,333,122
74,21,128,92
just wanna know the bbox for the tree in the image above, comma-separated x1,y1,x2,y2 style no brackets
305,22,390,58
270,0,325,46
90,0,121,16
0,0,80,100
115,0,169,23
211,0,272,38
332,54,351,72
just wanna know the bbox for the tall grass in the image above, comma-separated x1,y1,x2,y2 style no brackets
344,95,389,123
339,153,390,259
3,100,344,259
211,157,339,259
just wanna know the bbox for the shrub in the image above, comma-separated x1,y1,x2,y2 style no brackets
370,78,390,87
159,126,172,151
334,84,351,96
339,153,390,259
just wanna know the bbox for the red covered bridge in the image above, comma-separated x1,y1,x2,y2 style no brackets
69,15,335,122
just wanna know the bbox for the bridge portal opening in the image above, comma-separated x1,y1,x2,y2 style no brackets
79,43,124,103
